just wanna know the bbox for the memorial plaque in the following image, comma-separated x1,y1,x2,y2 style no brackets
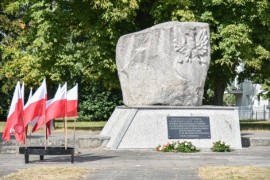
167,116,211,139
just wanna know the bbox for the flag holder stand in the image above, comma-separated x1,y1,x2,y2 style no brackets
19,146,74,163
15,82,78,164
19,117,76,164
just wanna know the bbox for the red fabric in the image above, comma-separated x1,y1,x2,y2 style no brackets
2,99,25,144
31,114,45,133
32,99,66,132
23,99,46,127
66,100,78,117
46,99,67,121
46,121,51,138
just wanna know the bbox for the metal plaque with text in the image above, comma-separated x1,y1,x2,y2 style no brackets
167,116,211,139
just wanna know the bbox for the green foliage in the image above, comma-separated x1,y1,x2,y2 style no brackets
78,82,122,121
211,141,232,152
1,0,270,119
156,141,200,153
223,93,236,106
261,79,270,99
136,0,270,105
240,121,270,130
0,0,136,119
203,87,215,105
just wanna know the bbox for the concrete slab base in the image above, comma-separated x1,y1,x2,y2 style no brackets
0,133,110,154
100,106,242,149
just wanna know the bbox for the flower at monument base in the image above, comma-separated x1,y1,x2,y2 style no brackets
211,140,232,152
156,141,199,153
156,145,162,151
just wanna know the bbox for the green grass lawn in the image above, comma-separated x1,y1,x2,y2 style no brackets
54,120,106,132
1,119,270,133
0,120,107,133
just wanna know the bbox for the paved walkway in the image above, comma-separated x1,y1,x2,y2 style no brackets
1,131,270,179
1,146,270,179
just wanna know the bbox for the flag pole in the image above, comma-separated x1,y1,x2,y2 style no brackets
29,125,32,147
22,110,27,149
73,117,76,150
44,79,47,150
44,88,47,150
45,117,47,149
64,82,68,150
25,87,32,148
20,81,27,149
65,116,67,149
24,123,27,149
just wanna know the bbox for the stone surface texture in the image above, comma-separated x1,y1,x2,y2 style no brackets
116,21,210,106
100,106,242,149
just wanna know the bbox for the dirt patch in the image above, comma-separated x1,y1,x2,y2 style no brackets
198,166,270,179
2,166,92,180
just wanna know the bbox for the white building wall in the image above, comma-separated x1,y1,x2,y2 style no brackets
229,80,270,120
228,63,269,120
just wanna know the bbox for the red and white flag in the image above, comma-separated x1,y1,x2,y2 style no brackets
32,83,67,133
66,84,78,117
2,82,25,143
27,87,39,127
23,79,47,128
46,83,67,121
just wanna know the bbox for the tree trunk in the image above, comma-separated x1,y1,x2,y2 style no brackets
213,82,226,106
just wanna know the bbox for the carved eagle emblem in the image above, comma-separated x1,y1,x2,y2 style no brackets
173,27,209,64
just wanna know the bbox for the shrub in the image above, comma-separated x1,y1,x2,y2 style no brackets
211,141,232,152
240,121,270,131
156,141,199,153
78,82,122,121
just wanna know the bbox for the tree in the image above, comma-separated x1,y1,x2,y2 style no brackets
0,0,27,118
0,0,139,119
137,0,270,105
1,0,269,120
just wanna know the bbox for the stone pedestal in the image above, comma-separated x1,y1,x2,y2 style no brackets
100,106,242,149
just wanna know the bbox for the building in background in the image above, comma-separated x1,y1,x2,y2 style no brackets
228,79,270,120
227,63,270,120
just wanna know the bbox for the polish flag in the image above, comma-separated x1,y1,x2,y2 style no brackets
46,83,67,121
46,83,61,134
23,79,47,127
27,88,39,127
33,99,55,138
14,82,26,143
66,84,78,117
32,84,66,133
2,82,25,143
14,82,25,134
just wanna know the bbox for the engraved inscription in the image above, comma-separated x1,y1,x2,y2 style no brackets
167,116,211,139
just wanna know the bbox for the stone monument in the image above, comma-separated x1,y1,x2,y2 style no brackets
100,21,242,150
116,22,210,106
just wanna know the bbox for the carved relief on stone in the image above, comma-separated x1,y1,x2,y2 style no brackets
172,26,210,81
173,27,209,64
